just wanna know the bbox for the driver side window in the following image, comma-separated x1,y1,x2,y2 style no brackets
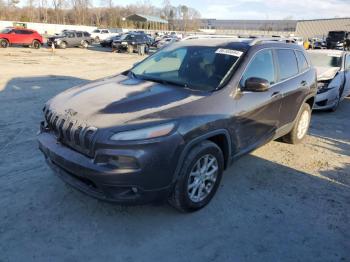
240,49,275,88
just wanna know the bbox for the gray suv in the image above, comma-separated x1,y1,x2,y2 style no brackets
38,37,317,212
47,31,93,49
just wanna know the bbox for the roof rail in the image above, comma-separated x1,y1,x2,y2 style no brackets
249,37,295,46
181,34,238,41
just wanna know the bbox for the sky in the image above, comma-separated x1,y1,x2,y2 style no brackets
118,0,350,20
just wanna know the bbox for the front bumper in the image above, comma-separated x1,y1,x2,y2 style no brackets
38,131,184,204
313,87,339,110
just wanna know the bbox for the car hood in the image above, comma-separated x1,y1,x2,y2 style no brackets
47,75,205,129
315,66,340,81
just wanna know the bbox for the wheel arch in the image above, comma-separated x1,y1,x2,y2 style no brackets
173,129,232,182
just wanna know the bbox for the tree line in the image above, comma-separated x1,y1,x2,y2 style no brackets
0,0,202,31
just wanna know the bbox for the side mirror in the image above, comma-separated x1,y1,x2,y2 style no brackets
244,77,270,92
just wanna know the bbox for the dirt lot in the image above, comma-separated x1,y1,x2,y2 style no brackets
0,46,349,262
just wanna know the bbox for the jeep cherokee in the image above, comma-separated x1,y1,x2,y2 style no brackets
38,37,317,212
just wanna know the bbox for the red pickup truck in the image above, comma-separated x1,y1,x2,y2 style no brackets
0,27,43,49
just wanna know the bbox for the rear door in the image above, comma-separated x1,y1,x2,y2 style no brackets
275,49,308,127
342,54,350,98
66,32,77,46
234,49,282,152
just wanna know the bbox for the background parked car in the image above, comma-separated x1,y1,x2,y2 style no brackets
100,35,121,47
326,31,350,50
308,49,350,111
310,37,326,49
47,31,93,49
156,37,178,49
91,28,121,43
0,27,43,49
112,33,150,53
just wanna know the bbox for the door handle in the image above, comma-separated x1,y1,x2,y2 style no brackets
300,81,308,87
271,91,281,97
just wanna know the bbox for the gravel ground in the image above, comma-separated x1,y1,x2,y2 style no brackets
0,47,349,262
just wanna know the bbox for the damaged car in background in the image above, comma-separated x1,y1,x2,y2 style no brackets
307,50,350,111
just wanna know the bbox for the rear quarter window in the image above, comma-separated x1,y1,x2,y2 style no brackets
276,49,299,81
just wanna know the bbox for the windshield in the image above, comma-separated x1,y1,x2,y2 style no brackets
328,31,345,41
0,28,12,34
119,34,130,40
308,53,342,67
92,29,100,33
131,45,242,91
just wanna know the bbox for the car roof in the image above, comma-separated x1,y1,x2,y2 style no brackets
173,37,303,52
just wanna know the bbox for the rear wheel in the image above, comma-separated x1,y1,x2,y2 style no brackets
31,40,41,49
0,39,9,48
169,140,224,212
282,103,311,144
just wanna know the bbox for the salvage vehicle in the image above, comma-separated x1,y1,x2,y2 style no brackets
0,27,43,49
91,28,122,43
307,50,350,111
47,31,93,49
38,37,317,212
100,35,121,47
112,33,150,53
326,31,350,50
310,38,326,49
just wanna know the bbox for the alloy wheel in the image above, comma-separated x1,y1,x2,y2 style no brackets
187,154,218,203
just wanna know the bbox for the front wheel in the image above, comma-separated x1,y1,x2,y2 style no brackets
330,91,341,112
168,140,224,212
81,40,89,48
59,41,67,49
282,103,311,144
0,39,9,48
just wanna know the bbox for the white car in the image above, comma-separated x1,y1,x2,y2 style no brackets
307,50,350,111
90,29,121,42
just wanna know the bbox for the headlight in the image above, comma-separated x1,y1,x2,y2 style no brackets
317,82,335,93
110,123,175,141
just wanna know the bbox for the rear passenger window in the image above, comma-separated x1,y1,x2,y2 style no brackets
241,49,275,87
295,51,309,72
276,49,299,81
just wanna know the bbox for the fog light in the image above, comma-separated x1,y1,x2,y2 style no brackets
107,156,139,169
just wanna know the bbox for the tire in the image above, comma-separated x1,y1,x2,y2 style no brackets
282,103,311,144
168,140,224,212
0,39,9,48
59,41,67,49
330,89,342,112
31,40,41,49
81,40,88,48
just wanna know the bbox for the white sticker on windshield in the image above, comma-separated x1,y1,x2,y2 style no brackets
215,48,243,57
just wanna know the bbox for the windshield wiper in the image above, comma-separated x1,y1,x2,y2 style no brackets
137,75,188,88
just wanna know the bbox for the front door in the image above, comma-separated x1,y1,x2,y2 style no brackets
233,49,282,154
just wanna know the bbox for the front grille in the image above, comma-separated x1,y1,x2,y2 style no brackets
44,108,98,157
